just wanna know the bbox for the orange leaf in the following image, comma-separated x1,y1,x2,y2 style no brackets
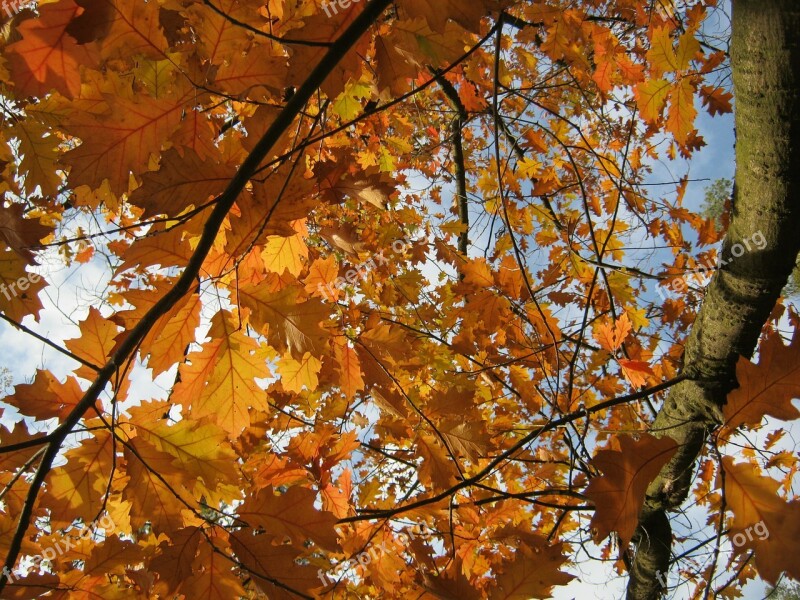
666,77,697,145
6,0,98,99
65,306,119,380
721,457,800,583
592,313,632,352
618,358,654,388
489,539,574,599
238,485,339,550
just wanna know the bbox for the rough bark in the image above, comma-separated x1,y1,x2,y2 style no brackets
627,1,800,598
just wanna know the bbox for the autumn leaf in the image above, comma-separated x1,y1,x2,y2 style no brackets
0,247,45,321
5,369,85,421
262,232,309,278
723,332,800,433
635,78,671,123
238,485,339,550
62,86,190,194
618,358,654,388
721,457,800,583
129,147,237,219
585,434,679,545
278,351,322,394
174,310,273,437
64,306,119,380
230,530,326,598
489,538,574,599
666,77,697,145
6,0,98,99
43,430,114,527
237,284,331,357
592,313,632,352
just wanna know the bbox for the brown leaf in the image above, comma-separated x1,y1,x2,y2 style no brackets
585,433,678,545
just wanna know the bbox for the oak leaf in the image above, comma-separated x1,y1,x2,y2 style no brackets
721,457,800,583
238,485,339,550
723,332,800,433
585,433,678,545
6,0,98,99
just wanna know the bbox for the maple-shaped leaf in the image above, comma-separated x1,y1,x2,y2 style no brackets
417,432,461,488
277,351,321,394
182,531,246,600
238,485,339,550
90,0,169,61
721,457,800,583
439,419,491,462
420,556,483,600
245,453,310,491
585,433,678,545
149,526,202,594
130,407,239,496
1,207,47,263
304,255,340,299
723,332,800,433
646,26,678,76
666,77,697,146
173,310,273,437
115,222,195,274
0,423,47,473
129,147,237,219
334,339,364,399
619,358,654,388
635,78,671,123
213,42,288,100
700,85,734,116
111,281,201,376
262,232,309,278
374,32,421,96
6,0,99,99
321,469,352,518
316,159,396,210
389,17,470,70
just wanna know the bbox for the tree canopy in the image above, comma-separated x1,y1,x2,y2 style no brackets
0,0,799,598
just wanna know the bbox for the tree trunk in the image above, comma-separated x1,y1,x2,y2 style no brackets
627,1,800,598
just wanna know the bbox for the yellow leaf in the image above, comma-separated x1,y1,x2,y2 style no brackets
278,351,321,394
721,457,800,583
675,31,701,70
635,78,671,123
666,77,697,145
647,26,678,75
262,233,308,277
